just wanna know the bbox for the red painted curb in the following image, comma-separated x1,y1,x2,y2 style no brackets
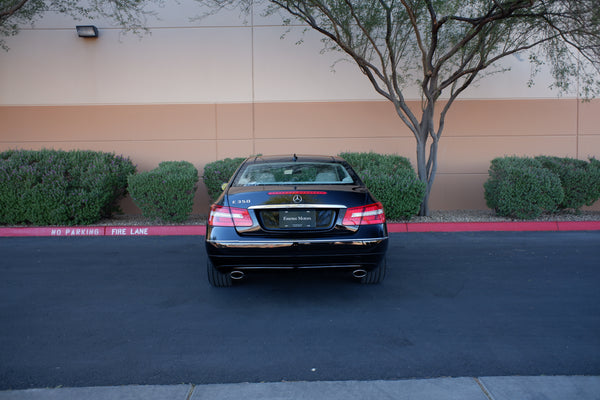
0,225,206,237
1,221,599,237
105,226,206,236
557,221,600,231
387,224,408,233
405,221,559,232
0,227,104,237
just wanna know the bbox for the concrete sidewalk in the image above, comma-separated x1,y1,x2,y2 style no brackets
1,376,600,400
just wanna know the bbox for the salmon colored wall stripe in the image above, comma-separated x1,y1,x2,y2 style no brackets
1,99,599,213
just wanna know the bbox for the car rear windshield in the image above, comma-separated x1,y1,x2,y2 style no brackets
233,162,356,186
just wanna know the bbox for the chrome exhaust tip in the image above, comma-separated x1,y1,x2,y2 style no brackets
352,269,367,279
230,270,245,280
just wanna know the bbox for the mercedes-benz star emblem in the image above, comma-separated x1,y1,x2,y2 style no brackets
292,194,303,204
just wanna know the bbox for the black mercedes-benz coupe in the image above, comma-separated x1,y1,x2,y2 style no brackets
205,155,388,286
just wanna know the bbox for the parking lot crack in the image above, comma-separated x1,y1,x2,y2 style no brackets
474,378,496,400
185,384,196,400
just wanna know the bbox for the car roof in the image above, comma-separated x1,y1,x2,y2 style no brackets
243,154,344,164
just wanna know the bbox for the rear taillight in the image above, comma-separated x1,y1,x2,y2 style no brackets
342,202,386,226
208,205,253,227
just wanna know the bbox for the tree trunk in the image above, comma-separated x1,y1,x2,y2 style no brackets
414,107,439,217
416,138,430,217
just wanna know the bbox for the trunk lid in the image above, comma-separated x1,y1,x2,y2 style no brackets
225,185,369,233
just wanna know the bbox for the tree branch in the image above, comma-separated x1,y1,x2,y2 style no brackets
0,0,30,19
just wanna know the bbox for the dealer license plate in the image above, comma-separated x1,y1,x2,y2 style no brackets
279,209,316,229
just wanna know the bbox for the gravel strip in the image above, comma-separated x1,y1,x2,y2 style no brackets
410,209,600,223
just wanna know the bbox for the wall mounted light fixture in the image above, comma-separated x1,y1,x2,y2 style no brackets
76,25,99,38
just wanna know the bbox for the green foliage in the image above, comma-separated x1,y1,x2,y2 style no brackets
0,149,136,225
485,156,600,219
484,156,565,219
340,152,426,220
202,157,246,202
128,161,198,223
535,156,600,211
339,151,413,173
359,168,426,220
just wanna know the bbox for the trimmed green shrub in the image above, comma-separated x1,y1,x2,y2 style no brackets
484,156,564,219
0,149,135,225
359,168,426,220
590,158,600,204
340,152,426,220
203,157,246,202
536,156,600,211
483,156,541,210
128,161,198,223
340,151,413,174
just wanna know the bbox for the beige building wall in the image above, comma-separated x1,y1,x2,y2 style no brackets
1,1,599,214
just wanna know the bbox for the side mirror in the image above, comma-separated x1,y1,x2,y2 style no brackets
221,183,228,191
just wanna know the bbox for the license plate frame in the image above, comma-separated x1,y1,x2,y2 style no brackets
279,209,316,229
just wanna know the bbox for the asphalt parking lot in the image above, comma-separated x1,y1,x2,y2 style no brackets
1,231,599,391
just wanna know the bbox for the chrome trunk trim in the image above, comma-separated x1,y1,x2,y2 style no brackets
249,204,347,210
206,237,387,245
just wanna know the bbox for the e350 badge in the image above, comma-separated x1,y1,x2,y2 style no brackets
231,199,251,205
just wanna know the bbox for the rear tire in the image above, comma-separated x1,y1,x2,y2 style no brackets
207,258,232,287
361,258,386,284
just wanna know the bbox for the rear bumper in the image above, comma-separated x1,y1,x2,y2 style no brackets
206,231,388,272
